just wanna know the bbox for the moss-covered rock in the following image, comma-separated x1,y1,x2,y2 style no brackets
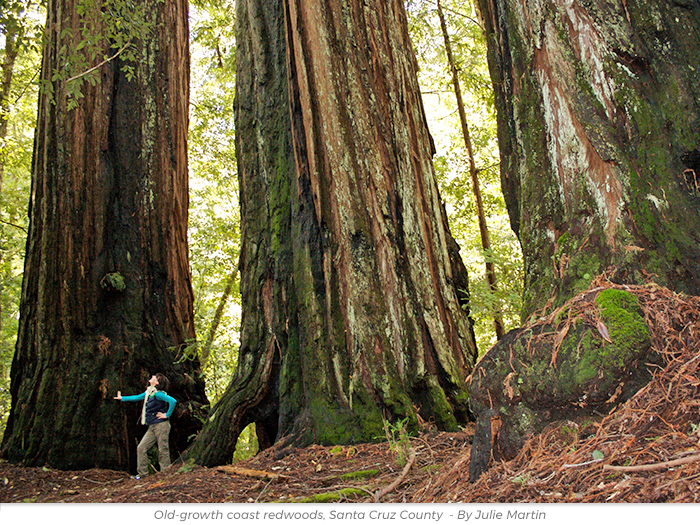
468,284,656,481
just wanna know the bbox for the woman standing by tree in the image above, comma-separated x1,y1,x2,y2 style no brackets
115,374,177,478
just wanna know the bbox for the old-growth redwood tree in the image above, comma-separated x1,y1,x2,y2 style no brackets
476,0,700,317
187,0,478,466
466,0,700,479
0,0,207,471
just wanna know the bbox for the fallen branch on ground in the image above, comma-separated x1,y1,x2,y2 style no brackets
373,448,416,502
216,465,288,482
603,452,700,473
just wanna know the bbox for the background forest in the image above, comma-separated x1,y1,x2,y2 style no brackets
0,0,523,437
3,0,700,505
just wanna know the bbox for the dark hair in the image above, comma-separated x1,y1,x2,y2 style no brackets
155,373,169,391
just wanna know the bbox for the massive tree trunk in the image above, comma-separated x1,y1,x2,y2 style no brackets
476,0,700,317
1,0,207,471
187,0,478,466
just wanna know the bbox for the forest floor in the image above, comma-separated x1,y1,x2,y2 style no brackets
2,404,700,504
0,429,473,504
3,281,700,504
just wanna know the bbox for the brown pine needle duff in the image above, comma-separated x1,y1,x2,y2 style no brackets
399,279,700,503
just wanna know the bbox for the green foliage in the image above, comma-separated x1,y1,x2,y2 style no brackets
172,338,200,363
510,473,530,486
382,417,412,467
188,0,240,403
177,458,198,473
0,7,42,438
232,423,259,462
100,272,126,291
407,0,523,353
45,0,162,110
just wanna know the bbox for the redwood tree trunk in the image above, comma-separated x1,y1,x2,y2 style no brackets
1,0,207,471
476,0,700,317
187,0,478,466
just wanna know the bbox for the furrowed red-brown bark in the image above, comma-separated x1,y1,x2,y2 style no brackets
187,0,477,467
476,0,700,317
1,0,207,471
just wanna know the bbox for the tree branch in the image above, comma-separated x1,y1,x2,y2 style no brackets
603,453,700,473
13,68,40,106
216,465,288,481
373,447,416,502
0,218,28,233
434,3,483,30
66,43,131,84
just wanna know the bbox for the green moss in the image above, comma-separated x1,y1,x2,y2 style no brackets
340,469,379,481
503,288,652,410
308,398,353,444
568,251,601,295
100,272,126,292
307,389,386,445
280,487,367,503
511,403,538,436
424,377,459,431
555,232,572,254
571,331,604,386
451,387,471,409
353,386,394,441
560,289,651,390
554,305,573,325
595,289,651,358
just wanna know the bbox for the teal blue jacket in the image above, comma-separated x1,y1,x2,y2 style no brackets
120,390,177,420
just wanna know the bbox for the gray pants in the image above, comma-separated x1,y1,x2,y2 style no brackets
136,421,171,477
